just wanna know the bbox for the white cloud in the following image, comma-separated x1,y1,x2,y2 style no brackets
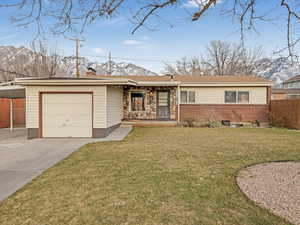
183,0,221,8
123,40,142,45
141,35,150,40
93,48,105,54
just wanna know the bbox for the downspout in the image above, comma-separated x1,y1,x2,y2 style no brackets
177,84,180,124
10,98,13,131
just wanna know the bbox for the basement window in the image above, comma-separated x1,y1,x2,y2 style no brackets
225,91,249,104
131,92,145,111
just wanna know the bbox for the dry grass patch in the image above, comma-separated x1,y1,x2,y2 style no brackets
0,127,299,225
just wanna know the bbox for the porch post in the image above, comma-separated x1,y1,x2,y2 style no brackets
10,98,13,131
177,84,180,124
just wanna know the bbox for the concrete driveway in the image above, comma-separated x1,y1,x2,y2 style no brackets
0,126,131,202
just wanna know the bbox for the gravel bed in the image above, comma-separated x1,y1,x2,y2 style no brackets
237,162,300,225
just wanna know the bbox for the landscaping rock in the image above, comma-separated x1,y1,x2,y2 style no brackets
237,162,300,225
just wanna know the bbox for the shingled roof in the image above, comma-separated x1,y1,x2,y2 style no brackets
86,75,271,83
285,75,300,83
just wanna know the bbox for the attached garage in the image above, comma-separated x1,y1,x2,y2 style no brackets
16,77,137,139
42,93,92,138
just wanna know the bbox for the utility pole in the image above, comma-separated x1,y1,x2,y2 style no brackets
108,51,112,75
70,38,84,78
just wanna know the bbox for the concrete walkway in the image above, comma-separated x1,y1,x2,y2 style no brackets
0,126,132,202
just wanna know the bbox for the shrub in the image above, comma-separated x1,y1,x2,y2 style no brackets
255,120,260,127
207,120,223,128
182,117,195,127
268,112,287,128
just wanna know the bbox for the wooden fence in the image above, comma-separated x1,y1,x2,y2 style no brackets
270,99,300,129
0,98,26,128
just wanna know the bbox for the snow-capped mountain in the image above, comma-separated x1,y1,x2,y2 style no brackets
1,45,300,85
0,46,157,81
62,56,157,76
0,46,36,67
255,58,300,86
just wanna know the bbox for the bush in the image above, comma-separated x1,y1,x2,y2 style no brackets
182,117,195,127
268,112,287,128
207,120,223,128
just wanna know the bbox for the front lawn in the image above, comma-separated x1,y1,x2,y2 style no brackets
1,128,300,225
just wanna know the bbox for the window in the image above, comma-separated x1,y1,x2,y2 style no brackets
180,90,195,104
287,94,300,99
225,91,237,103
131,92,145,111
188,91,196,103
238,91,249,103
180,91,187,103
225,91,250,104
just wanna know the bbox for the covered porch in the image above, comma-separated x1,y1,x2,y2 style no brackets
122,85,178,122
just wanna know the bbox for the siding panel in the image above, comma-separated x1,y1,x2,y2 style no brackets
106,86,123,127
26,86,107,129
180,87,267,104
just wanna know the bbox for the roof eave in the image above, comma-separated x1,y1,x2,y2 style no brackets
180,82,272,87
15,78,137,86
136,81,181,86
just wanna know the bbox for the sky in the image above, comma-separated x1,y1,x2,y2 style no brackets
0,0,293,74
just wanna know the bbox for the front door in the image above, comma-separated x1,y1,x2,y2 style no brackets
156,91,170,120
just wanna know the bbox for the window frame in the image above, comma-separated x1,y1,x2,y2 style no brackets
180,90,196,104
129,91,146,112
224,91,237,104
224,90,250,104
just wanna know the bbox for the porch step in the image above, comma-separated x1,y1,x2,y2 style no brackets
121,120,178,127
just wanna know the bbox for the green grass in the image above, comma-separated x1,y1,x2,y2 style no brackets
1,128,300,225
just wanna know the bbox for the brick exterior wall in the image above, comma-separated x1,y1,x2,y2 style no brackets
123,86,177,120
178,104,269,123
123,86,270,123
270,99,300,129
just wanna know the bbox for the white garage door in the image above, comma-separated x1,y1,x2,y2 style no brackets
42,93,92,137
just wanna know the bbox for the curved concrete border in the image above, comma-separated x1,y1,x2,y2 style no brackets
236,161,300,225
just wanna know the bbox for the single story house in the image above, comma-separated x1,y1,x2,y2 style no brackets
283,74,300,89
15,75,272,139
272,88,300,100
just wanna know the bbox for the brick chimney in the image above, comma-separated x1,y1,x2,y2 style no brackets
86,67,96,76
166,73,175,81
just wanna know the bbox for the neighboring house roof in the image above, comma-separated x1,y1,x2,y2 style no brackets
285,75,300,83
272,88,300,94
87,75,272,86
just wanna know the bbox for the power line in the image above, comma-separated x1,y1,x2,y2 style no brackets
69,38,85,77
108,51,112,75
82,54,177,63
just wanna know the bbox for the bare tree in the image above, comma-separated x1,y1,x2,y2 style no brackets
0,40,61,82
164,57,204,75
28,40,61,77
0,53,34,82
164,40,262,75
0,1,300,59
203,40,262,75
